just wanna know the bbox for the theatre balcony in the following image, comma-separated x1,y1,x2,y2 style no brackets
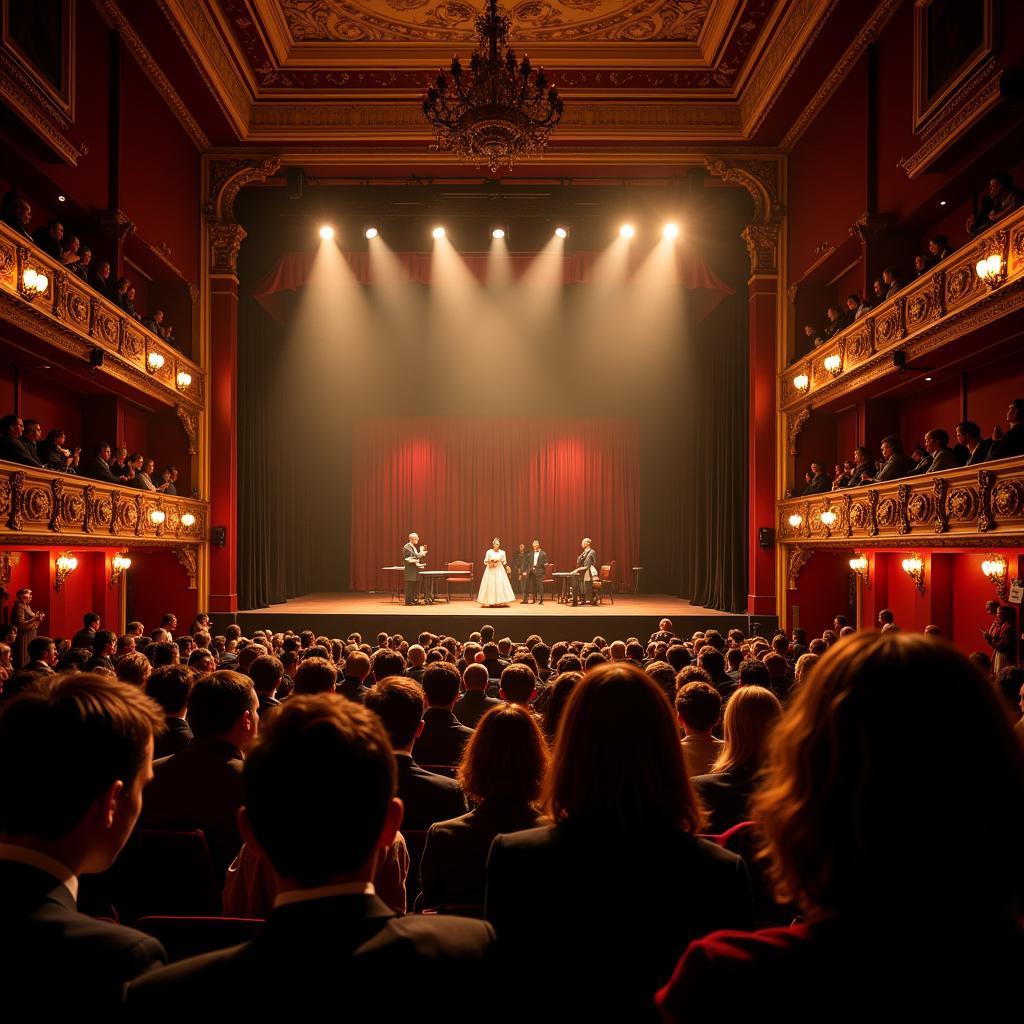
0,459,207,550
0,221,204,417
780,206,1024,417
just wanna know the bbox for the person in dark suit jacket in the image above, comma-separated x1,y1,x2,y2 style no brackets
24,635,57,675
81,442,118,482
987,398,1024,461
126,693,494,1016
141,671,258,882
923,428,958,473
85,629,118,674
30,219,64,261
522,539,548,604
453,663,501,728
336,650,371,704
412,662,474,768
802,462,832,494
405,644,427,684
570,537,598,606
402,532,424,605
873,436,916,481
145,665,196,759
249,654,284,719
420,704,546,910
90,260,115,300
365,677,468,832
0,674,167,1012
486,664,752,1022
71,613,100,652
0,191,33,240
0,414,42,466
956,421,991,465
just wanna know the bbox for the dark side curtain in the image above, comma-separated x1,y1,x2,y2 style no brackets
238,298,317,609
676,293,749,612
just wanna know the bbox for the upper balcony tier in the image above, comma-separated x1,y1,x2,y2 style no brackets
0,222,204,414
777,455,1024,548
781,206,1024,414
0,458,207,548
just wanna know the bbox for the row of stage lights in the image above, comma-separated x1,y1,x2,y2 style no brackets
317,223,682,242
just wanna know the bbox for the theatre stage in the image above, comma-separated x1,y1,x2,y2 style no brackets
231,593,774,644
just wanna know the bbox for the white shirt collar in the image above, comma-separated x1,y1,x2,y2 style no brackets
0,842,79,901
273,880,375,909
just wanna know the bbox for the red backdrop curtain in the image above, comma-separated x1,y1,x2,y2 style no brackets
350,417,639,593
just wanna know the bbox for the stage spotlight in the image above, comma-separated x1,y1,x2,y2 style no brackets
319,225,335,240
662,223,680,240
432,226,446,239
364,226,379,240
491,226,505,240
619,224,635,239
554,226,568,239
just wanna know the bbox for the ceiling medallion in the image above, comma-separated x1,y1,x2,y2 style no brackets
422,0,564,172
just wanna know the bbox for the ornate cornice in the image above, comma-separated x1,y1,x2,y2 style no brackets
204,155,282,275
787,546,814,589
787,406,811,456
780,0,902,152
95,0,211,151
704,156,784,274
174,544,200,590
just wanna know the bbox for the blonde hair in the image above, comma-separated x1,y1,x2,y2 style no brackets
710,685,781,774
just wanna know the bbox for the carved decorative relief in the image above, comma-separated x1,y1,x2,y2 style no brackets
0,240,14,286
7,471,24,530
91,300,121,351
991,479,1024,520
787,406,811,457
787,546,813,590
843,321,874,366
49,478,64,532
932,478,949,534
978,470,995,532
703,156,783,274
176,404,199,455
174,545,199,590
907,492,932,526
896,485,911,535
905,271,944,328
874,298,906,350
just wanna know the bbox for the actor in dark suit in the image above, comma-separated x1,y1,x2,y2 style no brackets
0,674,168,1012
402,532,424,605
126,693,493,1016
522,539,548,604
571,537,598,606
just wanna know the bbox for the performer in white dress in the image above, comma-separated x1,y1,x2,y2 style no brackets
477,538,516,607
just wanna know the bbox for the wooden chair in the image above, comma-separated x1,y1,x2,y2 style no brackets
593,561,616,604
444,560,473,601
542,563,556,602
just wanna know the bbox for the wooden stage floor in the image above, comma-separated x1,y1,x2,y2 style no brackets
232,593,772,643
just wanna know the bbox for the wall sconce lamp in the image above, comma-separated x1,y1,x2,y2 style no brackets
902,554,925,594
849,552,870,588
819,508,837,534
148,508,166,527
175,370,192,390
180,512,196,529
788,513,803,528
147,351,165,373
793,373,810,392
22,266,49,300
55,551,78,591
110,551,132,588
975,253,1005,289
823,353,842,376
981,554,1008,600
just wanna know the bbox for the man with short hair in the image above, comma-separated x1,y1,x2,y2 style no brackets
956,421,991,466
987,398,1024,461
413,663,473,767
150,641,179,669
188,649,217,677
676,682,724,777
737,658,772,690
126,621,145,638
142,671,259,881
293,657,337,695
878,608,895,628
25,636,57,674
0,415,42,467
453,663,500,728
499,664,538,706
70,613,101,652
146,666,195,758
924,428,958,473
406,644,427,684
250,654,285,716
86,630,118,675
126,694,493,1012
697,647,734,699
82,442,117,482
338,651,371,704
0,675,167,1010
365,677,467,831
370,648,405,683
481,642,507,681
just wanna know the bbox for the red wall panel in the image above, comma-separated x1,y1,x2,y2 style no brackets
965,354,1024,439
834,405,859,468
898,376,960,454
786,547,855,638
20,370,83,443
126,549,198,635
119,401,149,461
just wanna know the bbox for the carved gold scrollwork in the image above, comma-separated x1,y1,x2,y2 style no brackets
205,157,282,276
896,484,911,535
81,485,95,532
49,478,64,532
7,471,24,530
932,477,949,533
841,493,853,537
135,495,146,537
175,404,198,455
174,545,199,591
109,491,121,535
978,470,995,532
787,546,813,590
788,406,811,457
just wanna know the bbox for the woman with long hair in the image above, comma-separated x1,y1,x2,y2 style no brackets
658,633,1024,1020
486,663,752,1021
691,684,782,834
419,704,548,911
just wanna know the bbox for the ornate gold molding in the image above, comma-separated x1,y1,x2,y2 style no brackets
204,155,282,275
174,544,199,590
787,546,814,590
175,404,198,455
703,156,784,275
787,407,811,457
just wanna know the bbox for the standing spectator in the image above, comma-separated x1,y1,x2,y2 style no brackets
73,246,93,281
91,260,114,300
71,613,100,652
61,234,82,267
982,604,1017,674
11,587,44,668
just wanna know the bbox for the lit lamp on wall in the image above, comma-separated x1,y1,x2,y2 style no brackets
975,252,1005,289
110,551,132,588
22,266,49,300
849,552,870,588
823,353,842,376
149,508,166,528
820,508,837,535
55,551,78,591
793,373,810,392
180,512,196,529
147,351,165,374
981,554,1008,599
901,554,925,594
788,513,803,528
175,370,192,390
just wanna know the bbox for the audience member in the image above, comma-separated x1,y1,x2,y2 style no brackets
676,681,724,777
988,399,1024,460
0,190,33,239
115,651,151,688
872,435,916,481
413,662,474,767
499,662,538,706
924,428,958,473
30,219,63,261
928,235,952,261
146,666,195,758
0,414,42,467
453,662,500,728
292,656,337,695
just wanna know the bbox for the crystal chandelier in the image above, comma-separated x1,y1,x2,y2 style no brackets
422,0,564,173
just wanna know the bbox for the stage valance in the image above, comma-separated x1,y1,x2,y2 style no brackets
252,249,733,324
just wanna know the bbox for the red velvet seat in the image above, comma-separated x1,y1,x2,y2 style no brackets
136,916,264,962
444,560,474,601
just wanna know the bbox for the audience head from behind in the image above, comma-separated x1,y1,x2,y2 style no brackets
344,650,371,682
249,654,284,698
545,662,702,838
115,651,152,688
145,666,195,719
0,674,164,875
458,703,548,806
754,632,1024,920
293,656,338,695
365,676,424,753
241,694,399,891
150,640,179,669
737,658,772,689
187,648,217,676
676,681,722,738
186,670,258,753
462,662,489,693
499,663,538,706
422,661,461,709
710,684,782,776
370,647,406,683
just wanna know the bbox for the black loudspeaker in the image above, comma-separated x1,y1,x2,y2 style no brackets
89,347,104,369
286,167,304,201
211,526,227,547
758,527,775,550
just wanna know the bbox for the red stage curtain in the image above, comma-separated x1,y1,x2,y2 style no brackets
252,250,732,323
350,417,639,594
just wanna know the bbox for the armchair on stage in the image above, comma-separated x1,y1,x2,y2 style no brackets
593,561,617,604
443,561,474,601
